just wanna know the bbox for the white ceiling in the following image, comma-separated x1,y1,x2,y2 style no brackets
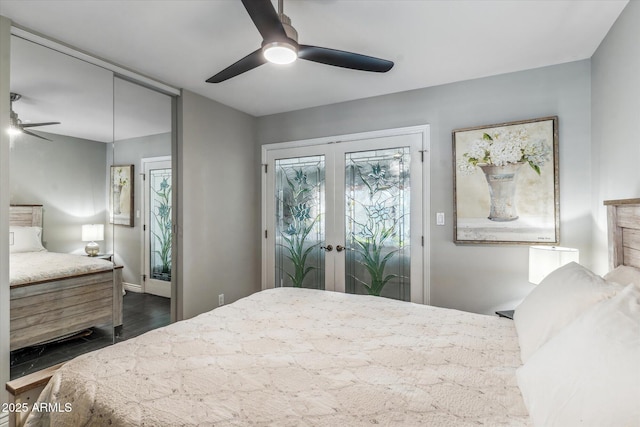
0,0,629,121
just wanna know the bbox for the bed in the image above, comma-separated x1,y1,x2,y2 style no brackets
10,205,123,351
23,199,640,427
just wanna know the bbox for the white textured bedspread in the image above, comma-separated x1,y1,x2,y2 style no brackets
10,252,112,287
27,288,529,426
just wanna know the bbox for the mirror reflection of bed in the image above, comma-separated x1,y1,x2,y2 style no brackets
9,34,174,380
9,204,122,351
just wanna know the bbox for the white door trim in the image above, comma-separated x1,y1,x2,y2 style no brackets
261,125,431,304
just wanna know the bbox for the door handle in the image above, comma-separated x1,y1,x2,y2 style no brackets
320,244,333,252
336,245,344,252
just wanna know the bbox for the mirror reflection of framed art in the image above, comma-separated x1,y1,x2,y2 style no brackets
110,164,134,227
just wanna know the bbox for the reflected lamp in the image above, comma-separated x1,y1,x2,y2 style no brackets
529,246,579,285
82,224,104,256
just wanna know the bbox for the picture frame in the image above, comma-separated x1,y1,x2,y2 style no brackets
110,164,134,227
453,116,559,244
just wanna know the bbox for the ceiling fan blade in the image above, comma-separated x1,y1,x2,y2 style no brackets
298,45,394,73
206,48,267,83
21,121,61,128
21,129,52,141
241,0,287,41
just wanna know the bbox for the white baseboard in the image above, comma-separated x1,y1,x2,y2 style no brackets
123,282,142,293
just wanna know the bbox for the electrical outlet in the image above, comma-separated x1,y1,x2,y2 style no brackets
218,294,224,306
436,212,445,226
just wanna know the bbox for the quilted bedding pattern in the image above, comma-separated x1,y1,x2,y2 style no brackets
26,288,529,426
10,251,113,287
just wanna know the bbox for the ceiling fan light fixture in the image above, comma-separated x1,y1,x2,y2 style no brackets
7,126,22,136
262,41,298,64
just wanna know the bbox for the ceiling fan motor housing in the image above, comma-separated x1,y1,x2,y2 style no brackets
278,13,298,43
10,109,21,128
261,12,299,64
262,12,299,54
9,93,22,127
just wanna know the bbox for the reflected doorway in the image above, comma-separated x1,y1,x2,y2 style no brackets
142,157,172,298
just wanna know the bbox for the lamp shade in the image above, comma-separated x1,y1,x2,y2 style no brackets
82,224,104,242
529,246,579,285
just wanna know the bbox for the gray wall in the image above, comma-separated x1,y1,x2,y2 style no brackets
178,90,260,319
591,1,640,274
112,132,171,285
257,60,592,315
10,131,108,253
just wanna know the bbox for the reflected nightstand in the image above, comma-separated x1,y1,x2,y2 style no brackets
496,310,514,319
85,253,113,262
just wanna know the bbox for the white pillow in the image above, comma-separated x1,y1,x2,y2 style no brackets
517,284,640,427
9,226,46,253
513,262,621,363
604,265,640,287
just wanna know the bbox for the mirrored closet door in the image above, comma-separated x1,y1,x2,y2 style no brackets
9,34,116,379
8,35,175,381
112,76,173,340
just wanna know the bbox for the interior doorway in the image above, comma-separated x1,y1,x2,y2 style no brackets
263,127,429,304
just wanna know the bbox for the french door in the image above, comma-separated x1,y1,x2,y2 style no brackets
264,129,427,303
142,157,172,298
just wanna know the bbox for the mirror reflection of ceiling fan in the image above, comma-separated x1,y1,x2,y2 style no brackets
206,0,394,83
9,92,61,141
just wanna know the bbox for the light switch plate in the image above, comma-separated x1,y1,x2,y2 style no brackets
436,212,445,226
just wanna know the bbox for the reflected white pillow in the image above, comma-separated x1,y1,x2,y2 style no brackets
9,226,46,253
513,262,621,363
604,265,640,287
517,284,640,427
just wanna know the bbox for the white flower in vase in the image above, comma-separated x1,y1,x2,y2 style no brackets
458,127,550,221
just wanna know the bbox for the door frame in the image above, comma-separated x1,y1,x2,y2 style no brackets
140,155,172,297
261,125,431,304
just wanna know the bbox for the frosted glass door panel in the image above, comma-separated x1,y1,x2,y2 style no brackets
143,157,172,298
150,168,172,281
275,156,326,289
345,148,411,301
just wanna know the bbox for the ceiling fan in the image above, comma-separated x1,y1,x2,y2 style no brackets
206,0,394,83
9,92,61,141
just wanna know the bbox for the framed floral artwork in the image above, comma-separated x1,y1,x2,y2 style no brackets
110,164,134,226
453,116,559,244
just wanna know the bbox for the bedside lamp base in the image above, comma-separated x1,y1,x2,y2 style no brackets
85,242,100,257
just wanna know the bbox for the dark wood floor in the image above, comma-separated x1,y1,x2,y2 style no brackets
10,292,170,380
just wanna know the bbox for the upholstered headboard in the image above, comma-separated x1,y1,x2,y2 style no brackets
604,198,640,270
10,205,43,227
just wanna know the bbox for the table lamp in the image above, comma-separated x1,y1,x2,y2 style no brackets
529,246,579,285
82,224,104,256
